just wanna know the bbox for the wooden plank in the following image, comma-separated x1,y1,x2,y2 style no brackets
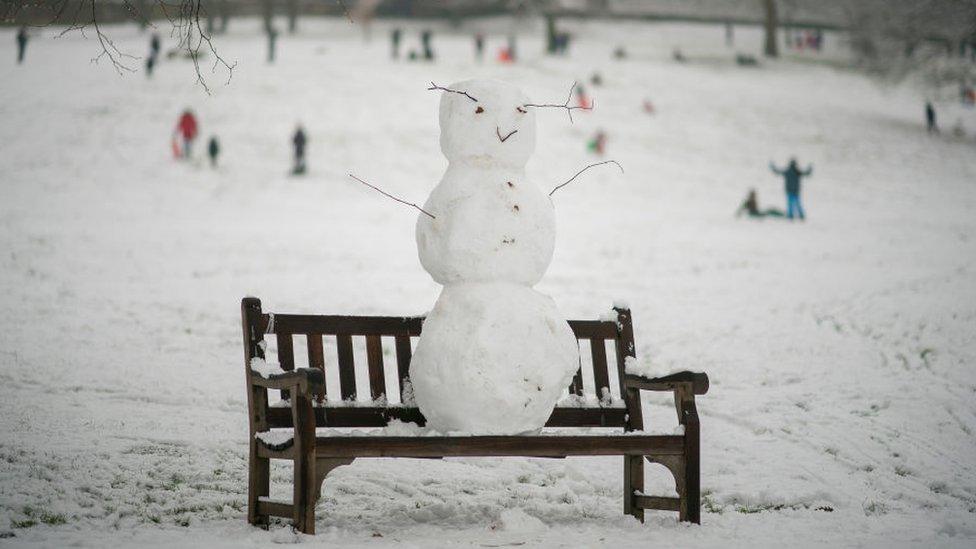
591,339,611,399
266,406,629,429
270,314,423,336
394,336,412,390
568,319,618,339
624,372,709,395
306,334,325,402
312,435,685,458
634,495,681,512
276,332,295,371
683,398,701,524
255,499,293,518
568,367,584,396
335,334,357,401
365,335,386,400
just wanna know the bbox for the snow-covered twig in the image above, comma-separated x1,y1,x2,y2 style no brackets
348,174,436,219
427,82,478,103
549,160,623,197
524,81,593,123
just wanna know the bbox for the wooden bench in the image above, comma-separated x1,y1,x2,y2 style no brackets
241,296,709,534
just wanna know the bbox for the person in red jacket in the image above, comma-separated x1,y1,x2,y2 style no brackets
175,109,199,159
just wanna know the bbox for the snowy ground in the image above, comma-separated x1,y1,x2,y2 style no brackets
1,16,975,548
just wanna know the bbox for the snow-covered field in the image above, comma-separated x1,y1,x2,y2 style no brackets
1,16,975,548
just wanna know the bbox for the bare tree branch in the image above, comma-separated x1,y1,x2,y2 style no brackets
349,174,436,219
428,82,479,102
524,81,593,123
549,160,623,197
90,0,138,74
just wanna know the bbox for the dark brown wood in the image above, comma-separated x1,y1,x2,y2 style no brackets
365,335,386,400
590,339,611,400
266,405,628,429
634,495,681,512
682,398,701,524
568,367,584,396
624,372,710,395
255,499,293,518
568,319,618,339
267,314,424,336
394,335,412,392
313,435,685,458
276,331,295,401
242,298,270,528
335,334,357,401
292,390,317,534
306,334,325,402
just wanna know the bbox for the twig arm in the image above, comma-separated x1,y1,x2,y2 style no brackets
348,174,436,219
549,160,623,197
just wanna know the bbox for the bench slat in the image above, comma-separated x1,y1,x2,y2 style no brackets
366,335,386,400
307,334,326,402
394,336,412,398
313,434,684,458
568,320,618,339
266,406,628,428
336,334,357,401
634,495,681,511
591,339,611,399
270,314,423,336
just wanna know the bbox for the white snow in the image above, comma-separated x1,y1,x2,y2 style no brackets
1,15,975,548
248,357,286,378
411,79,579,434
624,355,701,379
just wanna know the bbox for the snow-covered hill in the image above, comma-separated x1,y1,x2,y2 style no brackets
1,17,974,548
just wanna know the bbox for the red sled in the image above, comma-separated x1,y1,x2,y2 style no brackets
171,136,181,159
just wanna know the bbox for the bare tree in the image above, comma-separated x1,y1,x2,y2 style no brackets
5,0,236,92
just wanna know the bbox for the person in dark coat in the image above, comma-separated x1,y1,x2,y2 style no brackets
770,157,813,221
292,125,307,174
207,136,220,168
421,30,434,61
16,26,28,64
391,28,402,59
926,101,938,134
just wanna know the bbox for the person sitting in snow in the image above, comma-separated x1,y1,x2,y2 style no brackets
175,109,198,159
588,130,606,155
769,157,813,221
736,189,784,219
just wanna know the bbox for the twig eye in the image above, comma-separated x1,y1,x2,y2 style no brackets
475,106,485,114
516,107,527,114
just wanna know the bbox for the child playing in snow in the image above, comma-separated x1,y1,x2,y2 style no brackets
736,189,784,219
175,109,198,159
769,158,813,221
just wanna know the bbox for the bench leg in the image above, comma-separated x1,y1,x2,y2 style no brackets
312,458,354,505
247,446,270,528
624,455,645,522
684,419,701,524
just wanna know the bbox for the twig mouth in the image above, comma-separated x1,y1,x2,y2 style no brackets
497,127,518,143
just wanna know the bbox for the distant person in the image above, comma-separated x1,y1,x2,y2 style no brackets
474,32,484,61
175,110,198,159
642,99,655,114
207,136,220,167
16,26,28,64
267,26,279,63
926,102,938,134
736,189,784,218
590,72,603,86
507,34,517,62
672,48,686,63
146,34,161,77
391,27,402,59
292,125,307,174
150,33,161,58
770,157,813,221
575,83,591,109
421,30,434,61
588,130,606,155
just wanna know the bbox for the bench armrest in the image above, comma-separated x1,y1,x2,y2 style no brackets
250,368,325,396
623,371,709,395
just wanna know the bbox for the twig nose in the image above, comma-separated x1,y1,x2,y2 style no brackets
496,127,518,143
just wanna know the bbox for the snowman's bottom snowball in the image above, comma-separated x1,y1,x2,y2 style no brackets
410,282,579,435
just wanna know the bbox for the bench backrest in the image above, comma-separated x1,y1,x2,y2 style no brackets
242,297,637,430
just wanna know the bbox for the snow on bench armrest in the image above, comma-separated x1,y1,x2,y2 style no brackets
250,357,286,378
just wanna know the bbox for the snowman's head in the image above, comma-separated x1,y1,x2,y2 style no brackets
438,79,536,168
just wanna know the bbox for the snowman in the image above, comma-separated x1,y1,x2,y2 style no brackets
409,79,580,435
